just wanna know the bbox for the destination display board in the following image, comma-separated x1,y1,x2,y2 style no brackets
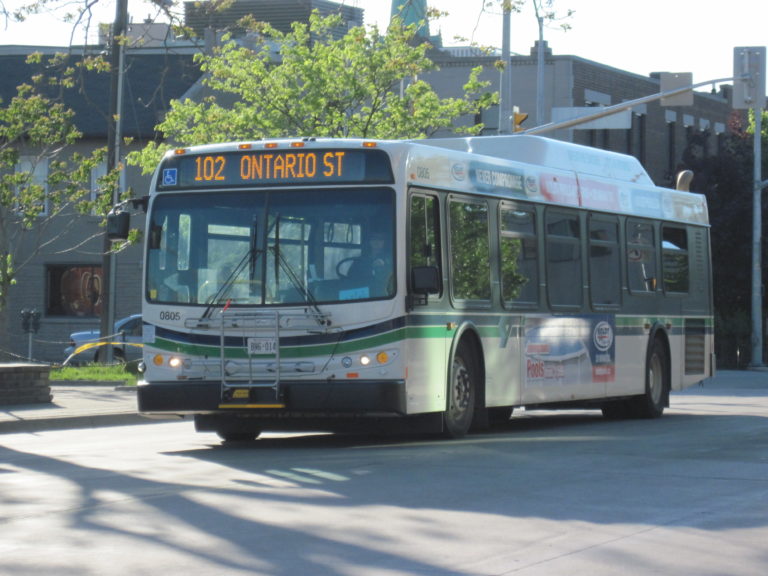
157,148,393,190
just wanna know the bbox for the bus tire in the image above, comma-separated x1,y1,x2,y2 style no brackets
631,337,668,419
444,342,477,438
217,430,261,443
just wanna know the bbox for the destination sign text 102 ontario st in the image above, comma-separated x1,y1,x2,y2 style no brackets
157,148,394,190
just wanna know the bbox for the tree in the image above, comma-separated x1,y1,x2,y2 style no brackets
0,76,109,358
685,111,764,368
129,12,498,172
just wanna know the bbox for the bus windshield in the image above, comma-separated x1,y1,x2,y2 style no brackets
146,187,395,307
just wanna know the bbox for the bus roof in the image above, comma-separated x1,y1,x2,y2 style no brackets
422,135,654,186
407,135,708,226
156,136,708,226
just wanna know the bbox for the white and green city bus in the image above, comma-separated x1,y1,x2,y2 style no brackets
112,135,714,441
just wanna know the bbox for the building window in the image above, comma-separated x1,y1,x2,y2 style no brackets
91,160,108,203
15,155,49,217
46,264,103,317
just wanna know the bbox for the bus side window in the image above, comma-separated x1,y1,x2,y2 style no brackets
449,199,490,302
589,216,620,307
662,225,689,293
627,220,657,293
500,204,538,307
409,194,442,296
545,210,581,308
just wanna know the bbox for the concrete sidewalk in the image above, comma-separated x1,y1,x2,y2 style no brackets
0,384,148,434
1,370,767,435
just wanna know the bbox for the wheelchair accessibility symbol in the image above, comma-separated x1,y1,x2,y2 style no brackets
162,168,178,186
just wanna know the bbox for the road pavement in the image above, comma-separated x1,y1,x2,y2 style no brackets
1,370,767,434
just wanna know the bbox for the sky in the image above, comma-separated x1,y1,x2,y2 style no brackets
1,0,766,90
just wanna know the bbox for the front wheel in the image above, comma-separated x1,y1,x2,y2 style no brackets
443,343,477,438
217,430,261,443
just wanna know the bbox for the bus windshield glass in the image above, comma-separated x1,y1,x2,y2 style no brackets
146,187,395,306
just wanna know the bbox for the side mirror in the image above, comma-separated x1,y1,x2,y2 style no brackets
411,266,440,295
107,210,130,241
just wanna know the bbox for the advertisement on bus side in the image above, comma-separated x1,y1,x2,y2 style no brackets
524,315,616,386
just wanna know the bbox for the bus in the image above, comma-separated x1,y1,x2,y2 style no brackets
110,135,714,441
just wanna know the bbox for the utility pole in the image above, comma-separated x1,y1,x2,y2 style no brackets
498,4,512,134
733,47,766,368
100,0,128,363
535,9,544,126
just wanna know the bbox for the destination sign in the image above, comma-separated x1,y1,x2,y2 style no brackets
157,148,393,190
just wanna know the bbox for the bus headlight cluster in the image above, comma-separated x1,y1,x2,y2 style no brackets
341,349,396,369
152,354,190,370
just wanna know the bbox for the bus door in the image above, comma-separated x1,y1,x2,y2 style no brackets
499,202,538,408
407,192,448,414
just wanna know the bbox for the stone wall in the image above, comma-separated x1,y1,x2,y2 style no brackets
0,364,52,405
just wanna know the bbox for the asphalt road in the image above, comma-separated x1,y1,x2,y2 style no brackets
0,372,767,575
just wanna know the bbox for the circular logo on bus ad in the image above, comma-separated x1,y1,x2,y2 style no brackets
593,321,614,352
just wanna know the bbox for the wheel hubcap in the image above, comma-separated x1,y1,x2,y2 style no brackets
452,359,471,415
649,353,663,404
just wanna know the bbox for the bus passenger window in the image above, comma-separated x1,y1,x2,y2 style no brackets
500,205,537,306
627,220,657,293
589,217,620,306
545,211,581,308
662,226,689,293
449,200,490,301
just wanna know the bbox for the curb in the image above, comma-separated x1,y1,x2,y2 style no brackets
0,412,152,434
51,380,135,388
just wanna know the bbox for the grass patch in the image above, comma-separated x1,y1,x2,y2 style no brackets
50,363,139,385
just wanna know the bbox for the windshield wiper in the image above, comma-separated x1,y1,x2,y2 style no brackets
271,212,328,326
201,218,261,320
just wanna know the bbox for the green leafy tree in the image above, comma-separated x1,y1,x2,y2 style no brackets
130,12,498,172
689,110,767,368
0,78,109,357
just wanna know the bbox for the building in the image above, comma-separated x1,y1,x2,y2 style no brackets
0,46,200,362
0,0,740,363
428,40,738,187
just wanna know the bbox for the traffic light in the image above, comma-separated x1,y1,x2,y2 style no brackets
513,107,528,132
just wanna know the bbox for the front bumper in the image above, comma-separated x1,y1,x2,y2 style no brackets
137,379,408,417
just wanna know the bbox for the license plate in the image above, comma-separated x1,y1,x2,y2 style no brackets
247,338,277,355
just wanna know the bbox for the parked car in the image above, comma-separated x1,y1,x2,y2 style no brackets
63,314,143,364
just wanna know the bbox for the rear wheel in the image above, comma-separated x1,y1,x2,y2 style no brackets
630,338,668,418
444,343,477,438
